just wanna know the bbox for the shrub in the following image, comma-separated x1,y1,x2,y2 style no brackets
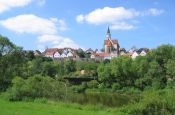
112,83,121,91
34,98,48,103
117,89,175,115
3,75,67,101
87,80,98,89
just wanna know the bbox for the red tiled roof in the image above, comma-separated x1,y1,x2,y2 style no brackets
104,39,118,45
44,48,77,56
44,48,57,55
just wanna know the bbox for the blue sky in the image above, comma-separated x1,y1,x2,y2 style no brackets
0,0,175,51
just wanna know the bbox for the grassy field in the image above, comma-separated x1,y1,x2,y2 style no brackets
0,89,174,115
0,98,117,115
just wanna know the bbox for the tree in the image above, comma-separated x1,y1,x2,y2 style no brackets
0,35,16,55
76,50,85,58
147,45,174,67
110,56,136,87
0,36,26,91
166,59,175,80
64,59,76,74
97,63,112,87
42,61,57,78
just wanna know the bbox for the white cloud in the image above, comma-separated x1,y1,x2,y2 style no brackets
49,18,68,31
0,14,80,49
0,14,58,35
76,7,139,25
145,8,164,16
38,34,62,43
36,0,45,6
58,19,68,31
38,34,80,49
0,0,32,13
111,22,135,30
0,0,46,13
76,6,164,30
76,15,84,23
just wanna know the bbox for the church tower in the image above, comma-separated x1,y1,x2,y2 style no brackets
104,27,120,54
106,26,111,39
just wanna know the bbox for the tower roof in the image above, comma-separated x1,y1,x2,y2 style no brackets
107,26,110,34
106,26,111,39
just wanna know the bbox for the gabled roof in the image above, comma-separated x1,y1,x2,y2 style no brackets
44,48,58,55
119,48,126,52
104,39,118,45
136,48,150,54
35,50,41,54
86,48,94,53
34,50,41,56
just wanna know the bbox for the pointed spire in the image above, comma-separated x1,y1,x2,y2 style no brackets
106,26,111,39
107,26,110,34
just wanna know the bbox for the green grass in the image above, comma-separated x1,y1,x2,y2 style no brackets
0,98,117,115
1,89,174,115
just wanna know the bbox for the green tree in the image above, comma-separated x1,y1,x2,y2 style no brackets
64,59,76,74
0,35,16,55
165,59,175,88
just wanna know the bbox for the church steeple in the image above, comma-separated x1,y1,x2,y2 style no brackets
106,26,111,39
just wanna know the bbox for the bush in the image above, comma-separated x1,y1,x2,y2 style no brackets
71,84,86,93
112,83,121,91
117,89,175,115
87,80,98,88
34,98,48,103
3,75,67,101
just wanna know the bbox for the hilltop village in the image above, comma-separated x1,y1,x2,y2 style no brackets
34,27,150,60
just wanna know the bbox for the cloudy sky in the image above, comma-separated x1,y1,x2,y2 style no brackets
0,0,174,51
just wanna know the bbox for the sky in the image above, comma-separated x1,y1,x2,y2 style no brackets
0,0,175,51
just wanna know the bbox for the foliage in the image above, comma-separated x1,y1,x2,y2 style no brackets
3,75,67,101
0,35,175,115
117,89,175,115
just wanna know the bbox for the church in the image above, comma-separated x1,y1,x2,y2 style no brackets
104,27,120,55
91,27,120,60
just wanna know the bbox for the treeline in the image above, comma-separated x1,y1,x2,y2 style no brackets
0,35,175,98
98,44,175,91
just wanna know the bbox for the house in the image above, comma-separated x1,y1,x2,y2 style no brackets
85,48,94,54
61,53,67,58
131,48,150,59
67,51,74,57
119,48,126,55
43,47,78,59
131,51,139,59
34,50,41,56
44,48,58,58
53,51,61,58
128,47,137,54
138,48,149,56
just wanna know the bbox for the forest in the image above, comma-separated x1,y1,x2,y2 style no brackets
0,35,175,115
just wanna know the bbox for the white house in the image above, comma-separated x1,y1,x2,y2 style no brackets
53,51,61,58
131,51,139,59
61,53,67,58
131,48,150,59
67,52,74,57
140,50,147,56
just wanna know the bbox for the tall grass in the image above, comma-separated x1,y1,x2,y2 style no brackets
115,88,175,114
